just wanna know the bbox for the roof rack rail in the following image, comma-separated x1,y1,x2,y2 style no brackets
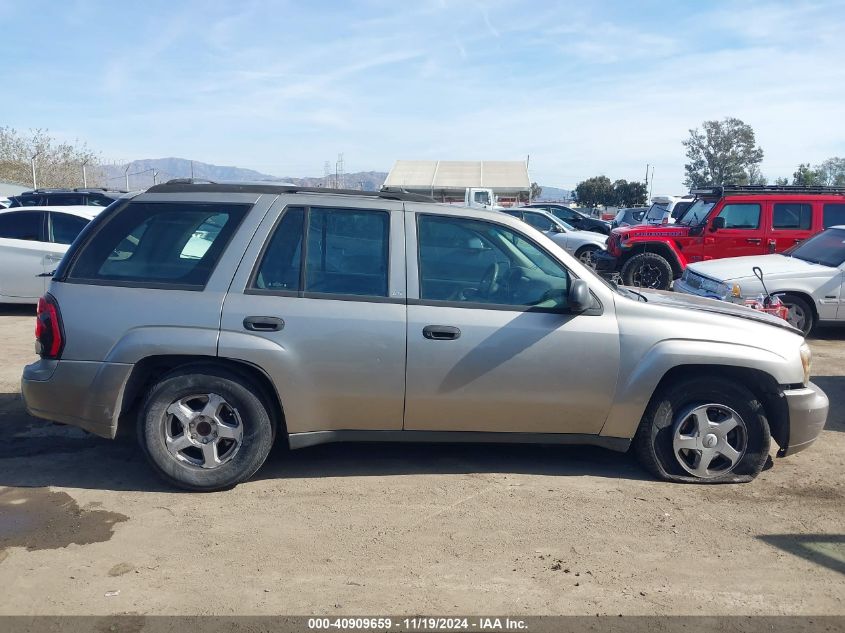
149,180,437,203
690,184,845,196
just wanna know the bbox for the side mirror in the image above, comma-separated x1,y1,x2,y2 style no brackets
568,279,591,313
712,216,726,231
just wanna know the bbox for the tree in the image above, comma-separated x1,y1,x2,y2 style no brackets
746,164,767,185
682,117,764,188
0,127,101,188
613,180,647,207
529,182,542,201
774,177,789,186
816,157,845,186
792,163,820,186
575,175,613,208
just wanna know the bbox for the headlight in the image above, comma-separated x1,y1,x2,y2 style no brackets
799,343,812,386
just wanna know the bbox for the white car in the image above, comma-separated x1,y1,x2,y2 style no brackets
502,208,608,266
0,206,100,304
675,225,845,335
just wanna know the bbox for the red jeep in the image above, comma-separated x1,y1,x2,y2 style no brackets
594,185,845,289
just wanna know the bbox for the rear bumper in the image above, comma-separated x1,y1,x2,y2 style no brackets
21,359,132,439
780,381,829,456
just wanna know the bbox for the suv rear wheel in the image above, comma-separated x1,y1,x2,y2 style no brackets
138,366,275,491
634,377,770,483
621,252,673,289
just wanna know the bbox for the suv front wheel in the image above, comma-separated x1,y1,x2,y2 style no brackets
621,252,673,289
138,366,275,491
634,377,771,483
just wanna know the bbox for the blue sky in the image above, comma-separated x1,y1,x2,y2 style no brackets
2,0,844,193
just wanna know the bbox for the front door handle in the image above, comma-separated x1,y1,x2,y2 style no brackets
746,238,762,244
243,316,284,332
423,325,461,340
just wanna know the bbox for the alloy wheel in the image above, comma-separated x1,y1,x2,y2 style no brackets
161,393,243,469
671,404,748,478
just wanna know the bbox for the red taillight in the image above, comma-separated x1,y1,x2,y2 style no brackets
661,217,669,225
35,294,64,359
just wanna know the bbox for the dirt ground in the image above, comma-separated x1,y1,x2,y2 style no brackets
0,304,843,616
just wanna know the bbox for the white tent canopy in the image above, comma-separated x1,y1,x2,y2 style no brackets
383,160,530,198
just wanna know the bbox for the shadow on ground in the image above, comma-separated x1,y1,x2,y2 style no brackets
0,304,35,317
812,376,845,432
757,534,845,575
0,393,652,491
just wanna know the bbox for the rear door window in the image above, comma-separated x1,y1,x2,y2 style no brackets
823,203,845,228
67,202,249,288
523,212,555,231
0,211,44,241
252,206,390,298
773,203,812,230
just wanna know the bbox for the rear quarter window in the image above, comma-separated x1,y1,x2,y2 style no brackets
66,202,249,288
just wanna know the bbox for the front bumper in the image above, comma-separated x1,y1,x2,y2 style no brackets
21,359,133,439
593,251,619,275
780,381,829,456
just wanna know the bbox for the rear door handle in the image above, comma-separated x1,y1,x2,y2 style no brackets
243,316,284,332
423,325,461,340
746,238,762,244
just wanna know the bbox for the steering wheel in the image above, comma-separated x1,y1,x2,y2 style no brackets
478,262,501,299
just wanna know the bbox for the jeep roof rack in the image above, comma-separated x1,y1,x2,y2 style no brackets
690,184,845,196
148,179,437,203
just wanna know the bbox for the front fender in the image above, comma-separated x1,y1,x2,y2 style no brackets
623,237,687,268
599,338,798,439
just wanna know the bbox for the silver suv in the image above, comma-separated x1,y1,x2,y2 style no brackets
21,181,828,490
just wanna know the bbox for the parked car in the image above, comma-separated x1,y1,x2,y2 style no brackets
8,187,128,208
595,185,845,290
612,207,647,229
0,205,101,303
21,181,827,490
675,225,845,335
502,208,607,265
522,203,611,235
642,196,695,226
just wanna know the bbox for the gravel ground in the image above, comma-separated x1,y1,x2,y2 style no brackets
0,305,843,616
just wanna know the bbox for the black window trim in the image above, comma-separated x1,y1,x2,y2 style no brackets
771,201,814,231
245,203,398,304
61,199,251,291
413,212,602,316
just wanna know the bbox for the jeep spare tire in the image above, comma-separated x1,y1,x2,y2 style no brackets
621,252,673,289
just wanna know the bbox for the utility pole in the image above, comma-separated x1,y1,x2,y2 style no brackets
323,161,332,188
153,170,158,185
81,159,89,187
336,153,344,190
190,161,194,179
124,164,131,190
648,166,655,200
30,153,40,189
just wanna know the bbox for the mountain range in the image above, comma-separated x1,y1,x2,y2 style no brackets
97,157,570,200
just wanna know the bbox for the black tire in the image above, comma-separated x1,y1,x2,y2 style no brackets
780,294,815,336
575,245,600,267
621,252,673,289
633,377,771,483
137,365,275,491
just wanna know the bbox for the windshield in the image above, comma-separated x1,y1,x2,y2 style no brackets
644,203,668,222
789,228,845,267
679,199,717,225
